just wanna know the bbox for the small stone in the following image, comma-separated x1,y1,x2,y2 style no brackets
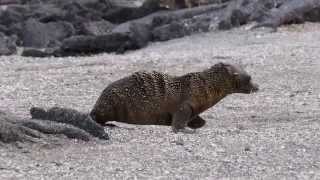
173,136,184,146
52,161,63,167
289,94,295,97
237,124,245,130
244,146,251,151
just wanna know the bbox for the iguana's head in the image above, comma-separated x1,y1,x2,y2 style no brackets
209,62,259,94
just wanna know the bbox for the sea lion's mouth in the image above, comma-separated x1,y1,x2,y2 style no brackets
250,83,259,93
237,82,259,94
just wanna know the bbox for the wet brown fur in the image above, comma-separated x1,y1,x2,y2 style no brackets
90,62,258,132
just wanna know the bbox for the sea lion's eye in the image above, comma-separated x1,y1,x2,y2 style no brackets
245,76,251,84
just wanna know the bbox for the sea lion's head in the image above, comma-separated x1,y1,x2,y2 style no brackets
212,62,259,94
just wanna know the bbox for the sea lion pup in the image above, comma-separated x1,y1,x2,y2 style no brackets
90,62,259,133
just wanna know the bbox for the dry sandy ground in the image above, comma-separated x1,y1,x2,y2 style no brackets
0,23,320,179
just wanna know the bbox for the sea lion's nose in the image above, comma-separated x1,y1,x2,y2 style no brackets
251,83,259,93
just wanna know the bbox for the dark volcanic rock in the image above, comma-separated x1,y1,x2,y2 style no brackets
60,1,102,22
80,20,115,36
21,18,75,48
103,7,144,24
152,15,211,41
129,22,152,48
77,0,112,10
29,3,66,22
6,23,22,43
218,0,250,30
0,32,17,56
217,0,320,30
21,47,58,57
0,24,9,34
152,22,189,41
60,33,132,55
0,0,21,5
253,0,320,30
103,0,164,24
0,5,27,26
1,0,319,56
28,0,111,24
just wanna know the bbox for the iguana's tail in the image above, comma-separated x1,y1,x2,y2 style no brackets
30,107,109,140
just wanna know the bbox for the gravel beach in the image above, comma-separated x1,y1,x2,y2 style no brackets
0,23,319,179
